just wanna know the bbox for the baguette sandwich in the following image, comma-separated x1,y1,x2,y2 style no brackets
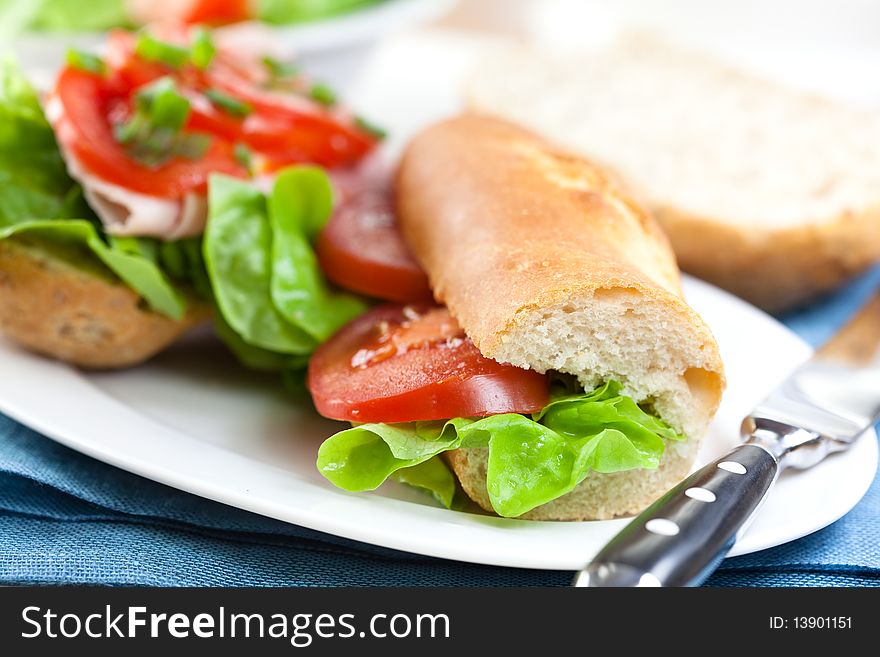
310,115,725,520
0,24,382,370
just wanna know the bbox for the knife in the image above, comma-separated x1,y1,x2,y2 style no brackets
574,289,880,587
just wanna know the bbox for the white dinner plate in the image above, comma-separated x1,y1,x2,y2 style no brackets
0,30,877,570
1,274,876,570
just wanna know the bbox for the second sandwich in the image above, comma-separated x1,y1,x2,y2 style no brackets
309,114,725,520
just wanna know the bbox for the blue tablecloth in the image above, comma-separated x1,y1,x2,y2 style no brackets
2,267,879,587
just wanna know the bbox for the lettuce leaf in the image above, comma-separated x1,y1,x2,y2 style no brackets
268,167,368,342
30,0,128,31
157,236,213,300
391,457,458,510
204,171,366,356
0,0,128,35
316,381,683,517
0,55,87,223
0,221,186,318
2,0,381,33
204,175,312,354
213,313,310,373
0,57,186,319
259,0,383,25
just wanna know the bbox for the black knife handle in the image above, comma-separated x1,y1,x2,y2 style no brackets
573,444,779,587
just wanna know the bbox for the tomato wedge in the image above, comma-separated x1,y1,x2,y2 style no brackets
126,1,251,27
53,67,245,198
308,305,549,423
204,65,378,169
57,26,381,199
316,191,432,303
104,29,379,170
183,0,251,24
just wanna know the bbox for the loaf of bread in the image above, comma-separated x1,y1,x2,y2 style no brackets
395,114,725,519
0,238,209,368
467,38,880,311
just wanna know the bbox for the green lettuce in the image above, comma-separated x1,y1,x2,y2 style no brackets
0,55,86,222
317,381,682,518
259,0,383,25
0,57,186,319
1,0,383,35
0,0,128,36
0,222,186,318
391,456,459,510
157,236,213,300
204,171,367,356
214,313,310,373
268,168,367,342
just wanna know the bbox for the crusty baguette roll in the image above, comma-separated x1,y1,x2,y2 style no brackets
395,114,725,520
467,38,880,311
0,238,209,369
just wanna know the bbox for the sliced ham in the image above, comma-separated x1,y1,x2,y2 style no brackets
44,96,383,240
65,146,209,239
46,96,209,239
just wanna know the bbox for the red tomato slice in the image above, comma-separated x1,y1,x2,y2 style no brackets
183,0,251,24
205,64,378,168
61,27,379,198
184,89,246,141
53,67,245,198
105,30,379,169
241,111,375,169
307,304,549,423
316,190,432,303
126,1,250,27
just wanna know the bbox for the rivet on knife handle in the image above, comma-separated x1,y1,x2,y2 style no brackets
573,443,779,587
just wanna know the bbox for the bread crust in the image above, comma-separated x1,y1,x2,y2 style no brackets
396,115,725,519
0,239,209,368
656,204,880,312
396,114,689,354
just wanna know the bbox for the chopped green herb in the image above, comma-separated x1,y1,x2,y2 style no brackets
173,132,213,160
115,122,211,167
234,143,254,173
135,33,190,69
261,56,299,80
114,77,211,167
204,88,253,117
190,28,216,70
308,83,337,107
135,77,191,131
112,120,141,145
354,115,387,140
65,48,107,75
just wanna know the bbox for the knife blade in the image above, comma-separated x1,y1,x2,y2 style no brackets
573,288,880,587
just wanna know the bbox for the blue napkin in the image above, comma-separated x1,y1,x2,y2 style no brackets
1,267,879,587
